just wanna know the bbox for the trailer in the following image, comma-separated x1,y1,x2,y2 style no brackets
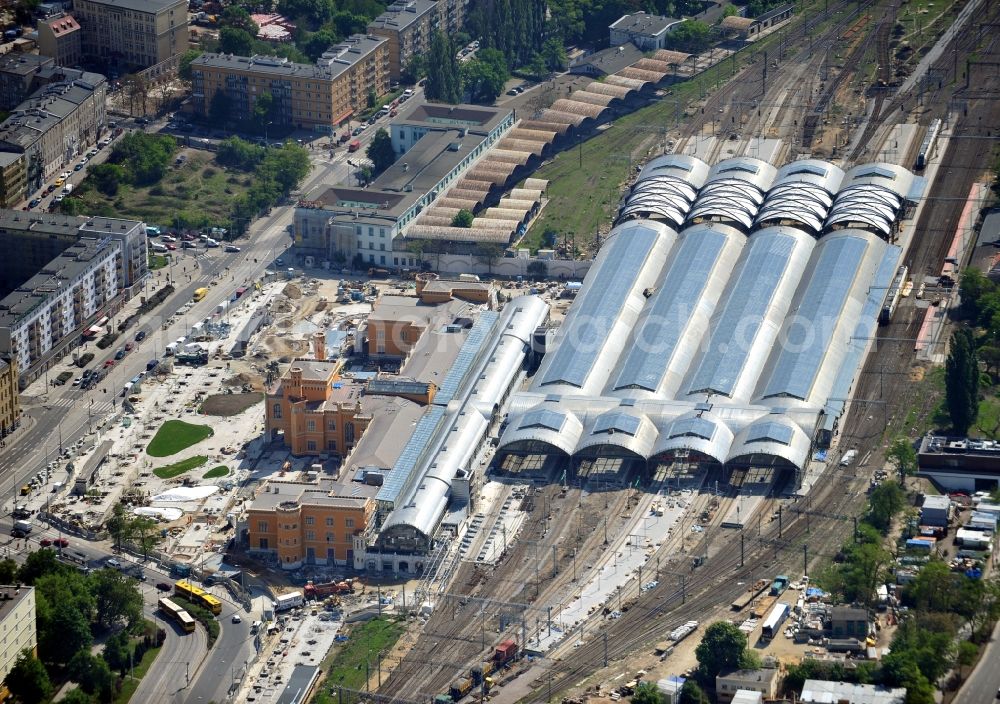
761,602,790,641
273,591,304,612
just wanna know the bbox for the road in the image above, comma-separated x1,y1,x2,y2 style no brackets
954,620,1000,703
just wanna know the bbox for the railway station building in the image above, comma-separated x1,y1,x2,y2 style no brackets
495,155,924,491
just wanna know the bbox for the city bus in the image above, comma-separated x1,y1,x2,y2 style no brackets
174,579,222,615
158,597,195,633
192,287,208,302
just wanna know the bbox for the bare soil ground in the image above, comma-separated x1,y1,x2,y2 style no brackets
199,392,264,416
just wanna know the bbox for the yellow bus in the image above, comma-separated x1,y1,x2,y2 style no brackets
174,579,222,615
158,597,196,633
192,287,208,302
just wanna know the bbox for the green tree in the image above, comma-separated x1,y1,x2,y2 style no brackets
366,128,396,177
401,54,427,84
209,90,234,125
463,48,509,104
541,37,567,71
217,136,266,170
524,52,548,80
0,557,18,583
103,631,132,676
981,346,1000,378
366,87,378,109
219,26,255,55
252,92,281,131
426,32,462,103
61,688,95,704
109,132,177,185
678,679,710,704
17,548,63,584
666,20,712,53
946,328,979,434
178,49,202,81
89,163,126,197
67,650,114,702
886,437,917,481
279,0,335,27
301,29,340,61
91,568,144,630
631,681,664,704
221,5,259,34
475,242,504,273
106,503,130,551
452,209,475,228
527,260,547,278
695,621,749,682
39,599,93,665
956,640,978,678
6,650,52,704
867,480,906,533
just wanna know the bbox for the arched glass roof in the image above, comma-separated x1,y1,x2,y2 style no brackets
651,411,734,464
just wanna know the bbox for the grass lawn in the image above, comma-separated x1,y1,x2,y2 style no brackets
520,0,823,254
71,150,252,229
148,253,169,270
316,618,405,697
203,465,229,479
114,641,162,704
153,455,208,479
147,420,213,457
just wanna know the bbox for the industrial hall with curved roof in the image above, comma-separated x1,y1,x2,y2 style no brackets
497,155,924,486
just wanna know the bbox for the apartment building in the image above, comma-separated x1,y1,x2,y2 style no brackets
0,358,19,439
37,14,83,68
247,479,375,569
609,12,682,50
73,0,188,71
0,154,26,209
0,213,146,383
368,0,469,80
0,54,55,110
0,70,107,193
294,103,513,266
191,34,389,133
0,586,36,698
265,334,372,456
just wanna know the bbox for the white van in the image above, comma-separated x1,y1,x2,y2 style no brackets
251,620,262,634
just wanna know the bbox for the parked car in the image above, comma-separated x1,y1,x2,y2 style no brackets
182,241,195,249
105,558,121,568
135,330,146,342
29,198,40,207
53,538,68,548
165,243,177,251
156,582,172,592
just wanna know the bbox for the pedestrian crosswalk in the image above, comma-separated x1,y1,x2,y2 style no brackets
49,398,115,414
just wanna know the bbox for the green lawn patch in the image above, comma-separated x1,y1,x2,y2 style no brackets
316,618,405,697
147,420,213,457
153,455,208,479
148,253,169,270
203,465,229,479
172,595,219,647
114,640,162,704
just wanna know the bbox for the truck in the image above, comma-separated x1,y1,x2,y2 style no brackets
449,677,472,700
273,591,304,612
164,343,178,356
840,449,858,467
303,579,356,599
11,520,32,537
146,359,159,372
348,139,361,152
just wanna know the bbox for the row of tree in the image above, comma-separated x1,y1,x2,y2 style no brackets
424,33,513,104
2,549,150,704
